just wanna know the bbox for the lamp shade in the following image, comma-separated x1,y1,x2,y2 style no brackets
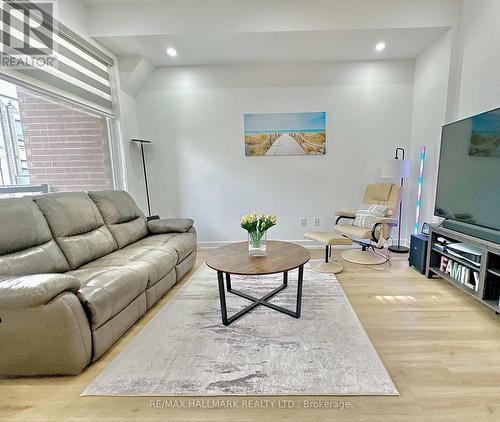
381,159,410,179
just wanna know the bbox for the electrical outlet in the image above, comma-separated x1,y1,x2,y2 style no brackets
300,218,307,227
314,217,320,226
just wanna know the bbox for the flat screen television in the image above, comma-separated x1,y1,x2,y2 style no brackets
434,106,500,244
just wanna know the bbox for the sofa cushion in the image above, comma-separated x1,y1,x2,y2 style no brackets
88,190,148,249
131,231,197,264
0,197,69,276
68,266,148,329
34,193,118,269
80,246,176,288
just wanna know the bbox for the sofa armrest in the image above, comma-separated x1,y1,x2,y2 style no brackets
147,218,194,234
0,273,81,309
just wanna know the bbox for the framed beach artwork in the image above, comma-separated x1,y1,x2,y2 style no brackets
469,109,500,157
244,112,326,156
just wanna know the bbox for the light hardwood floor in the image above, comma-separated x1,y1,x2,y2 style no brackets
1,248,500,422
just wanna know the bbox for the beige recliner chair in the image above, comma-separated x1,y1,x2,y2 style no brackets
334,183,400,265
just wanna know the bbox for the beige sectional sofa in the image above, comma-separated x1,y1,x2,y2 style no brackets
0,190,196,377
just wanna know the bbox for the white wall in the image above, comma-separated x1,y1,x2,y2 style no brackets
82,0,500,248
136,61,414,245
58,0,89,37
116,89,148,210
94,0,500,248
402,0,500,243
403,0,500,241
457,0,500,118
116,57,155,212
405,30,452,239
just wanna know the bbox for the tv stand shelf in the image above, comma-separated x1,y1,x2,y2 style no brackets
426,225,500,314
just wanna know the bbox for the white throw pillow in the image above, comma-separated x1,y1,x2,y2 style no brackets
353,203,390,229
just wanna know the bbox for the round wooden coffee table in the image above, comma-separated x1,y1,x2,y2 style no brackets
206,241,310,325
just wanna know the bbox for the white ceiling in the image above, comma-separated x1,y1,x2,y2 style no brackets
83,0,458,68
96,27,447,66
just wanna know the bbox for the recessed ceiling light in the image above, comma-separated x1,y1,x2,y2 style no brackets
375,42,386,52
166,47,178,57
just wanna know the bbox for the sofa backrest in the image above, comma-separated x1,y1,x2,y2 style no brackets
0,197,69,276
34,192,118,269
88,190,148,249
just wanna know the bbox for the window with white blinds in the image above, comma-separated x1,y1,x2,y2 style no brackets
0,0,115,115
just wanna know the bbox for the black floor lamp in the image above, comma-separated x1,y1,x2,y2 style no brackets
131,139,158,220
382,147,410,253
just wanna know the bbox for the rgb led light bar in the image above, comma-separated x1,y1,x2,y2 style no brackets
414,146,426,234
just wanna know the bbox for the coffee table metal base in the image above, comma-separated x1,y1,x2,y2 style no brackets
216,266,304,326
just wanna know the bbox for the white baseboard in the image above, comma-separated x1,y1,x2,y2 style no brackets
198,239,355,250
198,238,410,250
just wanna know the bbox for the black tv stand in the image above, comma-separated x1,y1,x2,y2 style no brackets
426,225,500,314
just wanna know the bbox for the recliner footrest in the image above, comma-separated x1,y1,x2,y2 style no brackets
304,231,353,246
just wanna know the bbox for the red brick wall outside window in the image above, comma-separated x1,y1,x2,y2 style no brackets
16,87,113,192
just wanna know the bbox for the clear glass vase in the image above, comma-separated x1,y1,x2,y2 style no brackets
248,230,267,257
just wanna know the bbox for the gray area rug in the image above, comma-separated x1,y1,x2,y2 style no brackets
82,263,398,396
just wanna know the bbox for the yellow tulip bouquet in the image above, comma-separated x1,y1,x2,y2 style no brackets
241,212,278,255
